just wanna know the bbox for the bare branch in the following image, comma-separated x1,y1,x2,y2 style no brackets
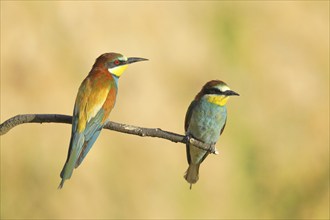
0,114,217,154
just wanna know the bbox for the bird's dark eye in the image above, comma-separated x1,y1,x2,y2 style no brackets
114,60,120,65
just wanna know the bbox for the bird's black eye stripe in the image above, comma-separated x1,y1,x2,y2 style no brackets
204,88,223,95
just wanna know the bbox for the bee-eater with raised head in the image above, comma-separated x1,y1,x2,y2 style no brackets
184,80,239,189
59,52,148,189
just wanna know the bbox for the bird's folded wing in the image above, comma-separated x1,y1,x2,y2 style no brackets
67,76,112,168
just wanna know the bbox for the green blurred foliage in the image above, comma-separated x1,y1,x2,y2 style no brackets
1,1,329,219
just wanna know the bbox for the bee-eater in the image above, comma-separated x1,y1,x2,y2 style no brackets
184,80,239,189
59,52,147,189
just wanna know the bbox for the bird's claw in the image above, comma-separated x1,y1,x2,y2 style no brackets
183,134,192,143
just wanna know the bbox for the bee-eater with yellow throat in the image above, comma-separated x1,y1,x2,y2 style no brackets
59,52,147,188
184,80,239,189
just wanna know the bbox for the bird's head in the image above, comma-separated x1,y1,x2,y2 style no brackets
196,80,239,106
93,52,148,78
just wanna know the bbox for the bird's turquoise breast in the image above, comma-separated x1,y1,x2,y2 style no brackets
187,98,227,144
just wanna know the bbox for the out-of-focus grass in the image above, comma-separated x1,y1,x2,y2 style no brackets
1,1,329,219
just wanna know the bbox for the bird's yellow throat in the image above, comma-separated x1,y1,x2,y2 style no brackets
207,95,229,106
108,64,128,77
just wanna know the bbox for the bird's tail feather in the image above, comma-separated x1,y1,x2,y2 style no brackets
58,162,75,189
58,132,85,189
58,178,66,189
184,164,200,189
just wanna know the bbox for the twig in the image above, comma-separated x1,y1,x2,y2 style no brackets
0,114,217,154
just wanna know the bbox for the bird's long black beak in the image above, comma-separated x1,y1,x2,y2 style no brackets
127,57,148,64
224,90,240,96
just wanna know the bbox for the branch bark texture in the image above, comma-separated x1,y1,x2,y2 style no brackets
0,114,217,154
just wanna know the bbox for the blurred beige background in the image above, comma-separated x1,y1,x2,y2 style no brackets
1,1,329,219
